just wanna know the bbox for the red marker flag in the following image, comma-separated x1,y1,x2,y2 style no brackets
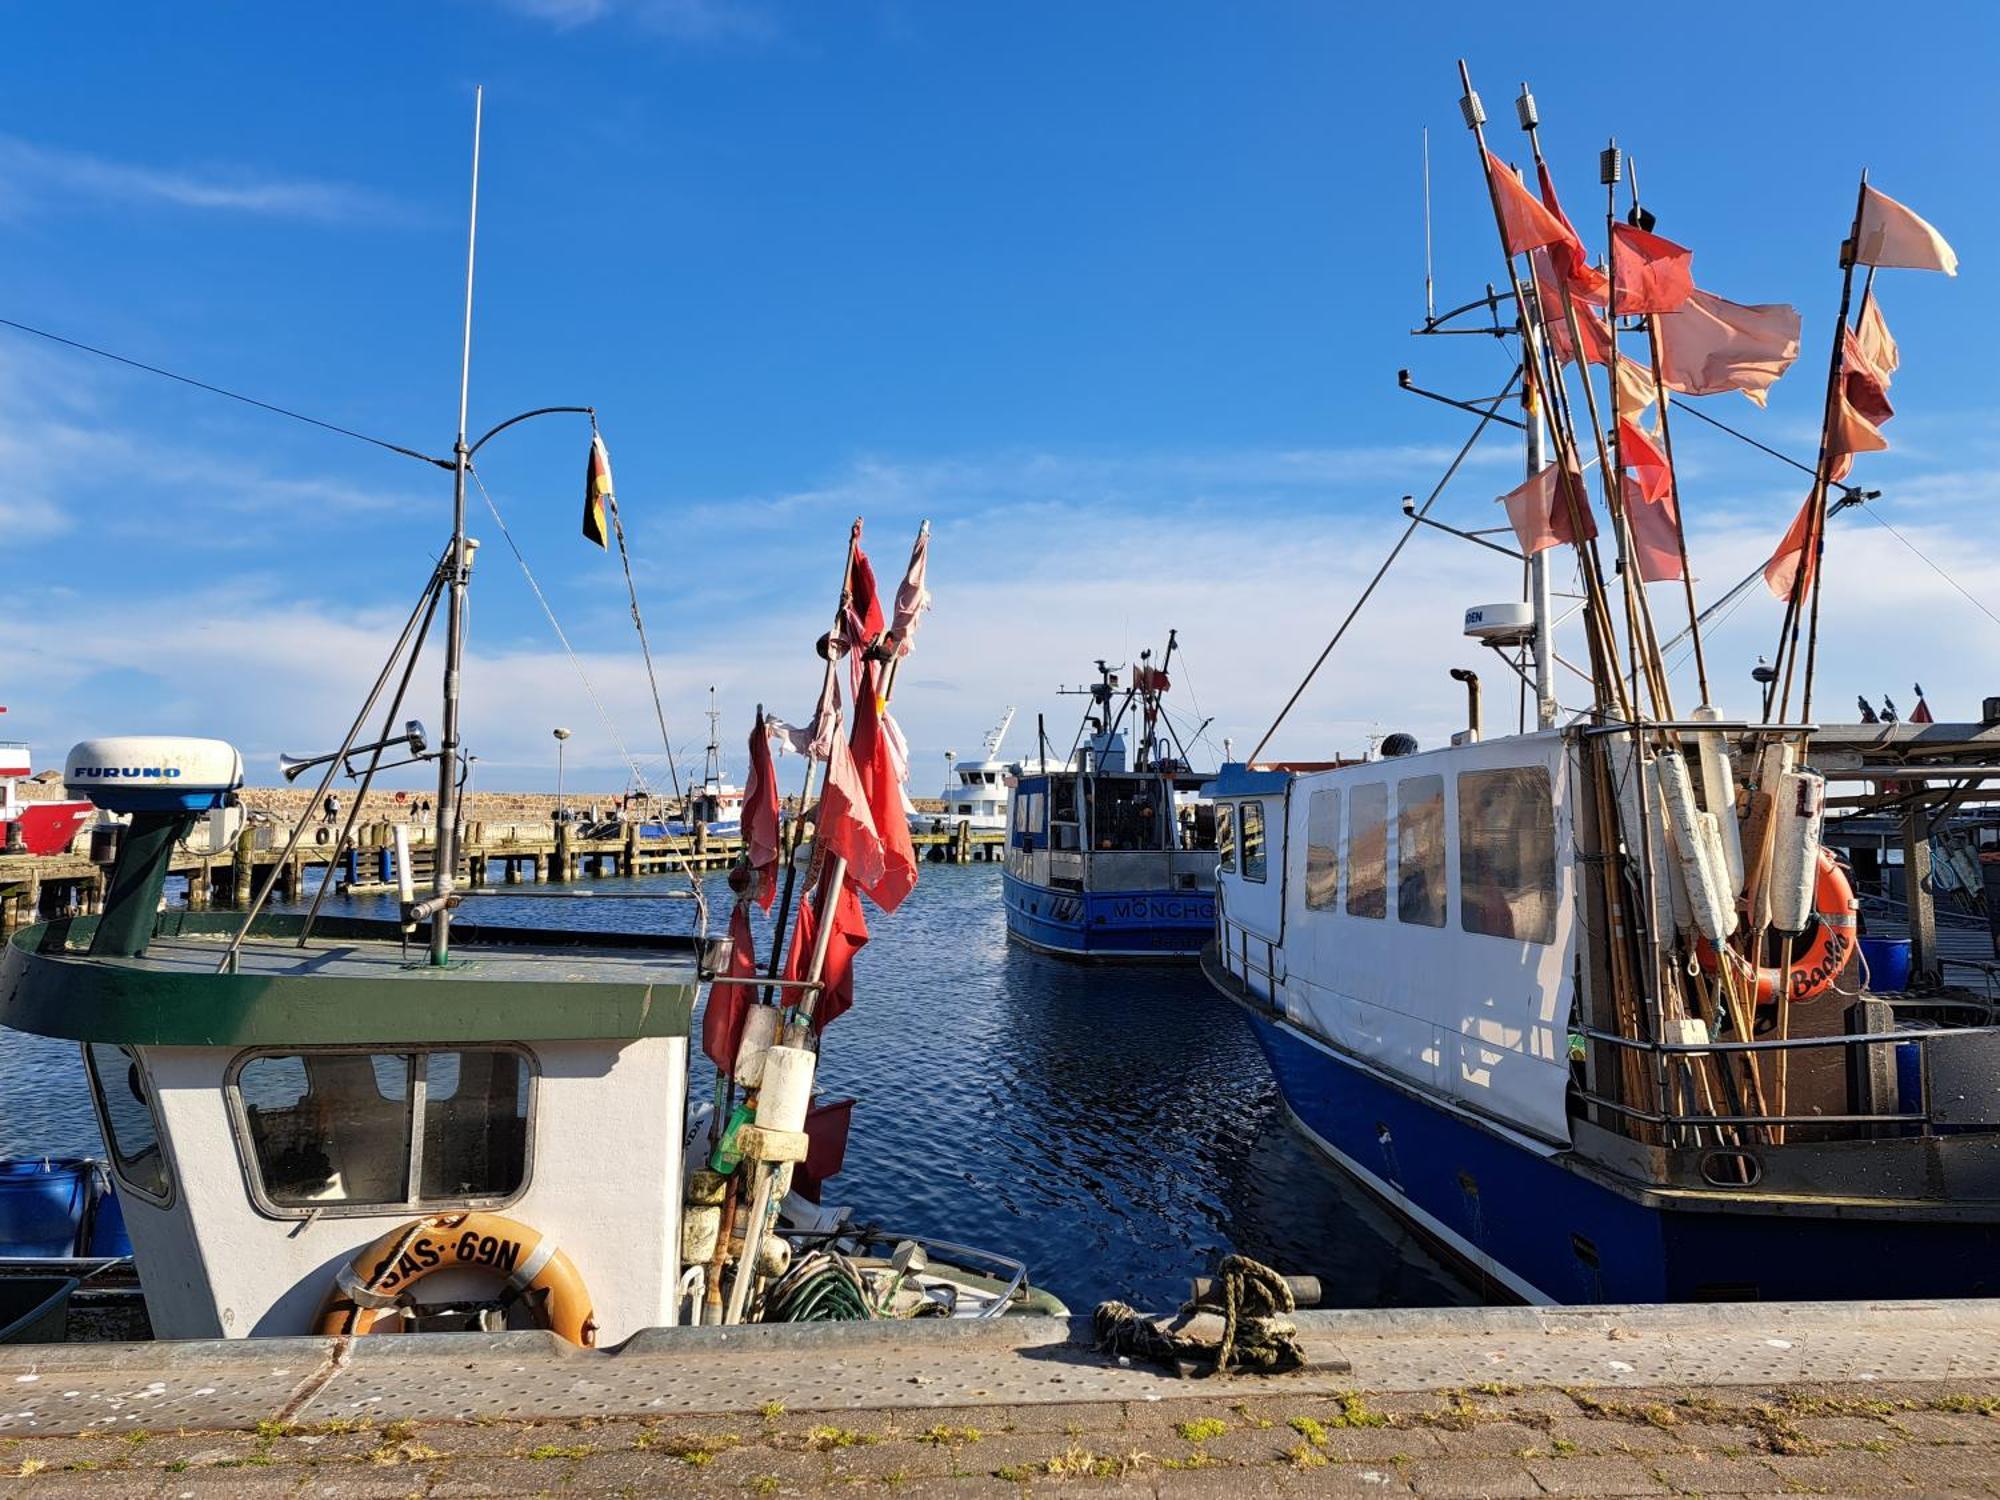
1763,495,1818,600
1536,160,1609,305
1499,463,1596,557
743,715,782,911
1485,151,1579,258
781,876,869,1029
582,432,613,549
1611,224,1694,315
1617,419,1682,583
700,900,760,1069
850,663,919,914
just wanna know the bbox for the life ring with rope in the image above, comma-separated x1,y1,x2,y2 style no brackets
1696,847,1857,1007
313,1212,596,1345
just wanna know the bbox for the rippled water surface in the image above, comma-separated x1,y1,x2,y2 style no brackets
0,862,1475,1312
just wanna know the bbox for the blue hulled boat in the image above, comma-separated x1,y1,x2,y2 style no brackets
1002,639,1217,961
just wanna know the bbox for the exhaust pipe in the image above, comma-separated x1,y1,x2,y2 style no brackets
1449,668,1481,742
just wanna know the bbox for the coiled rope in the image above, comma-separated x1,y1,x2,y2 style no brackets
1093,1255,1304,1377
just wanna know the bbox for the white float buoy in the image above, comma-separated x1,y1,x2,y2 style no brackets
1690,706,1745,898
1769,768,1827,935
1659,752,1732,943
732,1005,780,1088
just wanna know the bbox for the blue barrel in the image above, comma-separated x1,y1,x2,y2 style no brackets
1861,936,1912,993
0,1159,89,1258
85,1179,132,1258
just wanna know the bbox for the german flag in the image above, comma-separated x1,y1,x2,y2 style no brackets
583,432,613,548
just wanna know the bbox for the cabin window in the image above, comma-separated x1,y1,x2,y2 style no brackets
1050,778,1077,823
1180,801,1217,851
83,1043,172,1205
1458,766,1558,944
1346,783,1388,918
1217,804,1236,873
228,1047,535,1218
1090,778,1164,850
1396,775,1448,928
1306,789,1341,909
1240,801,1267,882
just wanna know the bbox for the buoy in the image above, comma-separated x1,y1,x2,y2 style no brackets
1690,706,1745,897
1769,768,1827,936
732,1005,780,1088
755,1044,816,1200
1617,752,1675,938
682,1206,722,1264
1698,811,1740,939
1658,753,1731,942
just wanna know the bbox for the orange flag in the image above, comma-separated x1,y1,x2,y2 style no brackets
1532,251,1609,365
1854,186,1958,275
1485,151,1580,258
1763,496,1818,600
1499,463,1596,556
1655,289,1801,407
1611,224,1694,315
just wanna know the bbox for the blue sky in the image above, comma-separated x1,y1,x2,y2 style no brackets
0,1,1995,792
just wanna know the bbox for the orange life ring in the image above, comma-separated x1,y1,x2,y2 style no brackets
313,1211,596,1345
1697,847,1856,1006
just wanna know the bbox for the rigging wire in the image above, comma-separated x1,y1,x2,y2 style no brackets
0,314,442,468
1249,365,1522,762
1853,505,2000,634
469,466,709,930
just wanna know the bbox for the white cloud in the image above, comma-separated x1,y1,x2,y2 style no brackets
0,135,400,225
489,0,776,42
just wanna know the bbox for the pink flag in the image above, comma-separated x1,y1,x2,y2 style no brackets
1485,151,1580,258
1499,463,1595,556
1854,186,1958,275
1655,289,1801,407
1854,293,1899,384
1618,419,1672,505
743,713,782,911
1611,223,1694,315
1532,250,1610,366
1619,477,1684,583
1764,496,1818,600
883,530,930,659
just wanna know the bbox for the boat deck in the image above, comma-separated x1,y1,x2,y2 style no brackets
83,929,703,988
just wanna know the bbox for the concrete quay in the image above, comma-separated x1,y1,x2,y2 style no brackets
5,1301,2000,1495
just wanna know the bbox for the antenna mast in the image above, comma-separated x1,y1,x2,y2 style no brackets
429,85,483,966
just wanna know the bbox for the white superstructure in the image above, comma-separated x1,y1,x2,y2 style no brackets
912,708,1018,833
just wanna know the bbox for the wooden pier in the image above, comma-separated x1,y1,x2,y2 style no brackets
0,818,1007,931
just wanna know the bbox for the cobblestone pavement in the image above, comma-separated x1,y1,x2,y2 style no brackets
5,1379,2000,1497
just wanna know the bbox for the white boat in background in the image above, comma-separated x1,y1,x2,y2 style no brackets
911,708,1019,833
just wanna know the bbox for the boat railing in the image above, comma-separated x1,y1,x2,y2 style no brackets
1574,1017,2000,1139
1219,914,1281,1004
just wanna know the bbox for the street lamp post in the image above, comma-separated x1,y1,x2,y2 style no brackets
554,727,572,824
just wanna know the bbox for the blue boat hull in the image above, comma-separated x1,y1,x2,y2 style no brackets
1236,990,2000,1305
1001,870,1213,961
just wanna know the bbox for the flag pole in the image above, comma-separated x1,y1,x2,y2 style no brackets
1772,173,1870,724
1644,340,1710,704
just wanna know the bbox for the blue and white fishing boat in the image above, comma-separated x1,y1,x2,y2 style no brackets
1003,635,1217,960
1202,67,2000,1304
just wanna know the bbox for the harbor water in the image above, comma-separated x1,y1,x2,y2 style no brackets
0,861,1475,1314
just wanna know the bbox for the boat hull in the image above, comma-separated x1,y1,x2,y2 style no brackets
1001,869,1212,961
1215,958,2000,1305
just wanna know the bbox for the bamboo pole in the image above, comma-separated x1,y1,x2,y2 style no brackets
1772,175,1871,724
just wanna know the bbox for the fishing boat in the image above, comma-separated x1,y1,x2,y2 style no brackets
0,741,93,857
0,94,1060,1341
1002,635,1218,960
909,708,1018,834
1203,67,2000,1304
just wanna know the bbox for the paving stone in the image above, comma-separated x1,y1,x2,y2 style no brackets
1524,1454,1670,1494
1873,1443,2000,1490
286,1465,436,1499
1393,1457,1541,1498
1889,1410,2000,1443
1757,1450,1919,1491
1791,1414,1908,1446
1319,1428,1445,1463
965,1402,1134,1437
824,1436,958,1482
423,1456,572,1497
147,1468,306,1498
1537,1416,1686,1456
1649,1452,1791,1494
1151,1466,1295,1498
1422,1421,1557,1458
20,1476,163,1500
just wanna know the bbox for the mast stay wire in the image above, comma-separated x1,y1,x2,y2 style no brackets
0,314,444,469
1248,365,1522,763
469,466,709,933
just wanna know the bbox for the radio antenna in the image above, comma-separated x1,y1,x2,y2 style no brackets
1422,127,1437,324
